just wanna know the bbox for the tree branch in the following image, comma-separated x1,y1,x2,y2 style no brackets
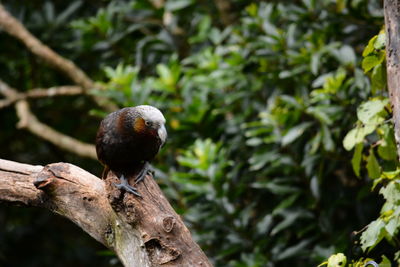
15,100,97,159
0,4,117,111
384,0,400,159
0,5,93,90
0,80,97,159
214,0,235,26
0,158,212,267
0,85,83,108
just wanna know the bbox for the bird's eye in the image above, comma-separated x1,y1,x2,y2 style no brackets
145,120,152,127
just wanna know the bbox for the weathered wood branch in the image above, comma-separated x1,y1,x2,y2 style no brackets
15,100,97,159
0,4,117,112
0,85,83,109
385,0,400,159
0,5,93,90
0,158,212,267
0,80,97,159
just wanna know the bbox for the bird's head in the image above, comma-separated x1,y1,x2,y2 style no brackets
131,105,167,144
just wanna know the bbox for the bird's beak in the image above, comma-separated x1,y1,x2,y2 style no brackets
158,124,167,143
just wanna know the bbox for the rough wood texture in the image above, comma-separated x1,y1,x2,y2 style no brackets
0,158,212,267
385,0,400,158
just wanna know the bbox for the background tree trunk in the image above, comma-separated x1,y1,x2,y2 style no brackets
0,158,212,267
385,0,400,159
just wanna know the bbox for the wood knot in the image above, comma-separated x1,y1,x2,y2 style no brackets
162,216,175,232
33,175,52,189
33,169,53,190
33,164,71,190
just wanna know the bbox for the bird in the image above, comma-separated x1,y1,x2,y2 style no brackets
95,105,167,196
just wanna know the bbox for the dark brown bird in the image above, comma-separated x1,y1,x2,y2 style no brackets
96,105,167,196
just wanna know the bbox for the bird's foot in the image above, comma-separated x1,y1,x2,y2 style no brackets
114,174,141,197
134,162,153,185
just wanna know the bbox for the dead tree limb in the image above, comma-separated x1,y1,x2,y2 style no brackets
385,0,400,158
0,158,212,267
0,5,93,90
0,4,117,112
0,80,97,159
0,85,83,109
15,100,97,159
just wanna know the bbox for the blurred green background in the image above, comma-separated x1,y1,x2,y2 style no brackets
0,0,396,266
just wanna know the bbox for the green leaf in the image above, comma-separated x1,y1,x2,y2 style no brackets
306,107,333,125
246,3,258,17
371,63,387,94
276,239,313,261
352,143,363,177
357,99,388,125
310,53,320,75
367,148,381,179
377,127,398,161
271,211,310,235
343,125,375,151
249,151,278,171
281,122,313,146
327,253,347,267
362,54,381,73
374,31,386,50
321,124,334,151
379,181,400,204
362,35,378,57
157,64,171,80
379,255,392,267
335,45,356,66
381,169,400,180
378,145,398,162
385,217,397,236
165,0,194,11
360,219,386,251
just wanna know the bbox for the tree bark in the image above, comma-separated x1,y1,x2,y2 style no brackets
384,0,400,159
0,158,212,267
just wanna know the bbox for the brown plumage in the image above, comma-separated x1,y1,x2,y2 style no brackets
96,105,167,196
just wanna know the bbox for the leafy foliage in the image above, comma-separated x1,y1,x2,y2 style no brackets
0,0,394,266
338,31,400,265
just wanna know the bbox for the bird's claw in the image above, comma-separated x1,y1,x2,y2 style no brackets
148,168,155,177
115,174,141,197
134,162,153,185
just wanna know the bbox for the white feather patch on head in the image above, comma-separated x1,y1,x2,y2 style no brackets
134,105,166,125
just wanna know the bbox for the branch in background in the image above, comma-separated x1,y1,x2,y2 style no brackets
148,0,164,9
0,4,117,111
0,5,93,90
384,0,400,159
15,100,97,159
214,0,235,26
0,85,83,108
0,80,97,159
